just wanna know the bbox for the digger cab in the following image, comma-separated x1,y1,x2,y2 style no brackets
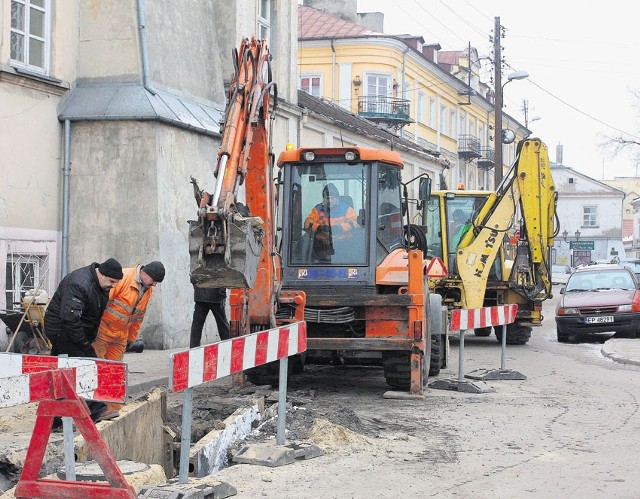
278,147,405,292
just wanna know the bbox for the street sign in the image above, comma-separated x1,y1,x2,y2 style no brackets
570,241,594,250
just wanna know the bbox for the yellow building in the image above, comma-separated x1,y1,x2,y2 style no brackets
298,2,528,191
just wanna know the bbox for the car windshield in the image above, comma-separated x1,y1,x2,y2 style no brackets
565,269,635,292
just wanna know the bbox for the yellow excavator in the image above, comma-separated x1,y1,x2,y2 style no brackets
422,138,558,344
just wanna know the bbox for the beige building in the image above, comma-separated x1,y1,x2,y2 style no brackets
298,0,529,196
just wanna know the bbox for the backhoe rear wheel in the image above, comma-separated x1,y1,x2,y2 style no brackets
495,323,531,345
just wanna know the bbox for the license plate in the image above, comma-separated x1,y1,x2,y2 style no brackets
585,316,614,324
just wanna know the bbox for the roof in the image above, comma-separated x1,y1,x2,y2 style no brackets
58,82,223,136
437,50,466,65
299,5,382,39
297,90,441,162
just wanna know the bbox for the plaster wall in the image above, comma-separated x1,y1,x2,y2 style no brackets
0,85,62,230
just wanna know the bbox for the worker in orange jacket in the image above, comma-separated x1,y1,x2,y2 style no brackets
93,261,165,362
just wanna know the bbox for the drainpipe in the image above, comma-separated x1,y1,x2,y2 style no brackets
331,39,336,104
136,0,157,95
61,119,71,276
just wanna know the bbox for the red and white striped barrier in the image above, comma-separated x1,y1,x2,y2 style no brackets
450,305,518,332
0,353,127,406
170,321,307,392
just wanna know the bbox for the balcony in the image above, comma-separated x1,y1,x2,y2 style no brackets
457,135,481,160
357,96,412,127
477,147,495,170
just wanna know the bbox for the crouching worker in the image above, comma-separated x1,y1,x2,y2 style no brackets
93,261,165,412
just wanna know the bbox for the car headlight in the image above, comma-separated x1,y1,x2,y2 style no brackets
557,307,579,316
618,304,632,312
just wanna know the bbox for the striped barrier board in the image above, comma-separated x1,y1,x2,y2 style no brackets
0,353,127,406
170,321,307,393
450,305,518,332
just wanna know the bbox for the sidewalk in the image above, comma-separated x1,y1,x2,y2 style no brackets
601,338,640,367
124,347,185,395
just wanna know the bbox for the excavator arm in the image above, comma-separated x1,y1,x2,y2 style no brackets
456,139,557,308
188,37,275,290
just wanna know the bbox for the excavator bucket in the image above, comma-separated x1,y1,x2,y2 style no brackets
189,213,264,289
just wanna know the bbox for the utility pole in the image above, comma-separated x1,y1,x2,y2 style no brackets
493,16,503,184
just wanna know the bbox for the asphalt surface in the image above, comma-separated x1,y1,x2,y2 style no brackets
123,337,640,397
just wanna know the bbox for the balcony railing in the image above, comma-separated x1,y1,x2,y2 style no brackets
477,147,495,170
357,96,412,126
457,135,481,160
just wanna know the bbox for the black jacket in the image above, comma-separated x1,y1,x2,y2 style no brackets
193,286,226,303
45,263,109,347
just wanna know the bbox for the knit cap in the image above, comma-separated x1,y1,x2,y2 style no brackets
143,261,165,282
98,258,123,280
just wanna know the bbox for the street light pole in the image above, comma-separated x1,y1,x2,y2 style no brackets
493,17,503,184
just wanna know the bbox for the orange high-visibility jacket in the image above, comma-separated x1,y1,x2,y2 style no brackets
98,266,154,344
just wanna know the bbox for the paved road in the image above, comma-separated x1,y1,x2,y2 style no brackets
212,293,640,498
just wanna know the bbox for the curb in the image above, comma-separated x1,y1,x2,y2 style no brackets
601,341,640,367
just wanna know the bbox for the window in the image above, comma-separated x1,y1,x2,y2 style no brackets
258,0,271,41
5,254,48,312
478,124,485,147
300,75,322,97
583,206,597,227
458,113,466,136
429,97,436,128
417,91,426,123
440,104,447,134
449,110,456,137
365,73,391,114
10,0,49,72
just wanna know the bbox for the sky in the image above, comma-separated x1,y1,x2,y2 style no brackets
357,0,640,180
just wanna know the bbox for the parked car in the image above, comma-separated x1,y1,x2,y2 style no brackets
551,264,572,285
618,259,640,279
555,264,640,342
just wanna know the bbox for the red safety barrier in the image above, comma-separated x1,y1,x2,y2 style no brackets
449,304,518,331
0,360,137,499
170,321,307,392
0,352,127,404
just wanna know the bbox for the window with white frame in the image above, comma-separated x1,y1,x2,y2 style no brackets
449,110,456,137
10,0,49,73
478,124,485,147
469,117,476,137
478,169,485,190
364,73,391,114
299,74,322,97
258,0,271,41
5,253,48,312
417,91,426,123
429,97,436,128
583,206,598,227
440,104,447,134
458,113,466,136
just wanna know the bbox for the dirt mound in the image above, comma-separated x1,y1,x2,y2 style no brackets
306,418,372,450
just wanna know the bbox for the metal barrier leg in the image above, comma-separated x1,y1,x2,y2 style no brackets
466,323,526,381
276,357,288,445
179,387,193,484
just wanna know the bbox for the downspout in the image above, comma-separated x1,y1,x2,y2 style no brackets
331,39,336,104
136,0,157,95
61,119,71,276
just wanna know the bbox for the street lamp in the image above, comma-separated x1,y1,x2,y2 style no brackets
575,230,581,241
494,70,529,185
562,230,568,242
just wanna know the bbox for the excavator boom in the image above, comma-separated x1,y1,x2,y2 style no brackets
188,37,274,289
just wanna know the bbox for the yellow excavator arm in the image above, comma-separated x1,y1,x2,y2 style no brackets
456,139,557,308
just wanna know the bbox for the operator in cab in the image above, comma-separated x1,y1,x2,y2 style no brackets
304,183,359,262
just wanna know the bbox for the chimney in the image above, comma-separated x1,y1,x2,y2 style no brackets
422,43,441,63
304,0,357,23
556,143,563,164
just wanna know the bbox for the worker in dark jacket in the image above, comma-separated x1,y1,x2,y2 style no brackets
189,286,230,347
45,258,123,423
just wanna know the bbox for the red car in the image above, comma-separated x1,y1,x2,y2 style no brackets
555,264,640,342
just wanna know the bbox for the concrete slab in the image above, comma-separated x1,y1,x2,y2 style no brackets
382,390,425,400
232,442,323,467
138,476,237,498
